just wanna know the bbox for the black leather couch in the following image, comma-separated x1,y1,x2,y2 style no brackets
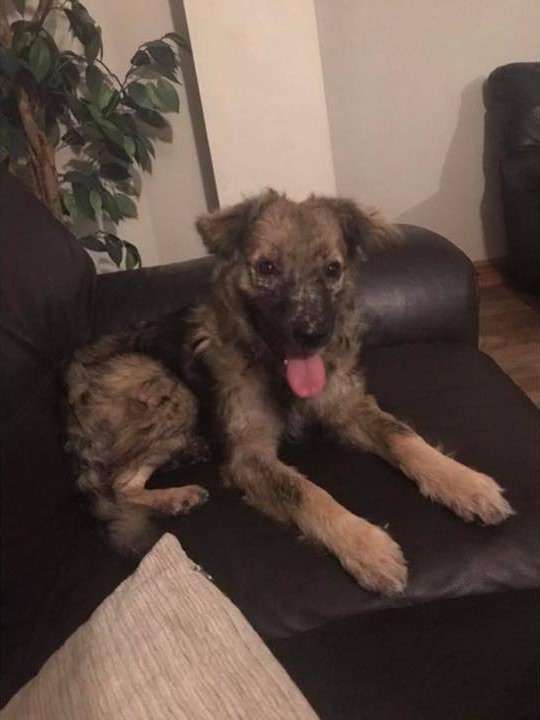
485,62,540,292
1,170,539,719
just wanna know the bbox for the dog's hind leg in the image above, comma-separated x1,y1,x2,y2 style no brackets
311,372,515,526
114,465,209,516
67,351,210,554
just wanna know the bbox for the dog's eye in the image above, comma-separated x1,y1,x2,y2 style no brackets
254,258,279,277
325,260,343,280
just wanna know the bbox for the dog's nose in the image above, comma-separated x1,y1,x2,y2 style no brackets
293,327,328,351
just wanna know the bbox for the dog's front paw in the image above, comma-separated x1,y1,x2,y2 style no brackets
336,515,408,596
444,470,515,525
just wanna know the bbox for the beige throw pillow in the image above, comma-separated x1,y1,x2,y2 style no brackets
2,533,318,720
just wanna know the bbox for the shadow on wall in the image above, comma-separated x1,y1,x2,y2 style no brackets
395,78,505,260
168,0,219,212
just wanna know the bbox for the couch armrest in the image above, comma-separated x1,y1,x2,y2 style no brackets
358,224,479,349
90,257,213,338
91,225,478,348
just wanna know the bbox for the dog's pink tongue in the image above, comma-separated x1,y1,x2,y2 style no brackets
285,355,326,398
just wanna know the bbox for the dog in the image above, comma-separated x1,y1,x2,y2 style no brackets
66,190,514,595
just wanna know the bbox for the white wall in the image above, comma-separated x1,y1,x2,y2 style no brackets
83,0,208,266
183,0,336,206
314,0,539,260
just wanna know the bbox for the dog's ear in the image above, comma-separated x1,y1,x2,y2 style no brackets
311,196,402,261
196,189,280,258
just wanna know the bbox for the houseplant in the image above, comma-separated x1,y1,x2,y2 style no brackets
0,0,186,269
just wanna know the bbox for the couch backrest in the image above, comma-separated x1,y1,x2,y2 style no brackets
1,169,95,543
486,62,540,154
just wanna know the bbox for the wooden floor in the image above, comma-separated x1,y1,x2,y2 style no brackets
476,262,539,406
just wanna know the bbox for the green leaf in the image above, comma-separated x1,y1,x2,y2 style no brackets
47,120,60,147
61,50,85,61
73,183,95,220
115,193,137,218
130,49,150,67
116,181,138,196
66,94,89,122
87,105,117,132
133,135,150,168
86,64,104,97
28,36,51,82
153,66,181,85
97,84,114,111
64,3,102,61
147,43,176,71
100,162,130,181
81,121,103,142
68,1,95,29
126,81,153,109
85,27,102,64
0,49,20,78
111,113,137,136
47,69,63,89
125,250,138,270
89,188,102,213
64,0,96,46
138,133,155,157
134,107,167,128
103,233,123,266
100,189,121,222
64,8,83,39
60,60,80,89
105,143,130,163
10,21,32,54
163,32,189,50
87,103,103,123
155,78,179,112
61,190,76,217
64,170,98,186
102,89,120,115
125,242,141,270
62,128,84,145
123,136,136,158
97,123,131,161
80,234,107,252
13,0,25,16
145,82,164,111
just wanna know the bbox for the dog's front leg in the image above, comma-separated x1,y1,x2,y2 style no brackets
312,373,515,525
226,447,407,594
219,381,407,594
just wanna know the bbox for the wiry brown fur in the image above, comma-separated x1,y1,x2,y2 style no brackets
66,333,209,554
66,191,514,591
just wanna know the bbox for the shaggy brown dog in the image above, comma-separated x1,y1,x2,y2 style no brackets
66,191,514,594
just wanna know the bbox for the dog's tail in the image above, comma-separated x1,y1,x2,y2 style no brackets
79,469,161,557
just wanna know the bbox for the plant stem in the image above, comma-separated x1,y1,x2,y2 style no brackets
32,0,54,27
95,58,124,91
0,0,62,220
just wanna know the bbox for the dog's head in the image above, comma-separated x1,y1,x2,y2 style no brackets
196,190,400,397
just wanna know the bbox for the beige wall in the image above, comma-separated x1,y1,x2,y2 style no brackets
77,1,539,265
183,0,336,205
314,0,539,260
84,0,207,266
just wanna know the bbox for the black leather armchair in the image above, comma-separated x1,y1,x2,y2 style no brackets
1,170,538,719
485,62,540,292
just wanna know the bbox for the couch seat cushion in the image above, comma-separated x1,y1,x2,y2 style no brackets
160,342,539,638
